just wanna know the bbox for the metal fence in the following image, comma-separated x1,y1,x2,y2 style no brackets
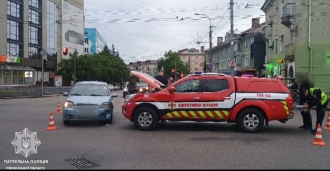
0,86,72,98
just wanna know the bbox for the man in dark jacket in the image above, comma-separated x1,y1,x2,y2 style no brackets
298,75,313,130
154,70,168,89
127,76,138,94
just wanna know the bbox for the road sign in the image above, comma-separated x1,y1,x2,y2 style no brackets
39,49,47,57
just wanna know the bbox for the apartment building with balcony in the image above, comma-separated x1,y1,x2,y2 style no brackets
262,0,330,89
128,60,158,77
178,47,205,73
84,28,107,55
0,0,84,86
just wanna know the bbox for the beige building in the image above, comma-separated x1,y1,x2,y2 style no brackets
178,46,205,73
0,0,84,85
128,60,158,77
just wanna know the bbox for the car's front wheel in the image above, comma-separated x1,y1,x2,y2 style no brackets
133,107,158,131
237,108,264,133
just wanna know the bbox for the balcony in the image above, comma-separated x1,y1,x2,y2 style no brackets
285,44,294,60
281,3,295,27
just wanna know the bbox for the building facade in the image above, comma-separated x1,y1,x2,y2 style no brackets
178,47,205,73
0,0,84,85
84,28,107,55
128,60,158,77
206,18,266,76
261,0,330,89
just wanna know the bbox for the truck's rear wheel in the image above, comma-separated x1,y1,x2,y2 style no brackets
237,108,264,133
133,107,158,131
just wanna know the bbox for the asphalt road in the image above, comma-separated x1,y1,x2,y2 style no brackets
1,90,330,169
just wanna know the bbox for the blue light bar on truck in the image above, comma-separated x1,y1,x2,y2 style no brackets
194,72,202,75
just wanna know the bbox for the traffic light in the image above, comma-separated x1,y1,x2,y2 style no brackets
43,59,48,68
62,47,68,56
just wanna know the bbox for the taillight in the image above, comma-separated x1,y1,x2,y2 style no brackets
286,94,293,112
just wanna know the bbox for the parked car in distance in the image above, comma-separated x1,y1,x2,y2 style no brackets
109,84,114,90
62,81,118,125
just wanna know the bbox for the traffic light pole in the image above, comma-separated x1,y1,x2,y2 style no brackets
174,62,176,81
41,57,43,96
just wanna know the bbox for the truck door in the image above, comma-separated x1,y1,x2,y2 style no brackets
165,79,204,119
200,78,235,120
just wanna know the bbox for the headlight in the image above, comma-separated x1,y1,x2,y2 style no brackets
146,87,149,90
101,102,110,109
139,88,142,92
64,102,73,108
123,88,127,92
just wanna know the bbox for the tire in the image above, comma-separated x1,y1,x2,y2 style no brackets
237,108,264,133
63,120,70,125
133,107,159,131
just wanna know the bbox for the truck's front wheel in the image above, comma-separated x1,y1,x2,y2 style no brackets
237,108,264,133
133,107,158,131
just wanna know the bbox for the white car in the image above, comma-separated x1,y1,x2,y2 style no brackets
109,84,114,90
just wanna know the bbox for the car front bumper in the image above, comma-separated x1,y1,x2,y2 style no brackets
63,106,113,121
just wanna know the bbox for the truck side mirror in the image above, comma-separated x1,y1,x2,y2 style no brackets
169,87,175,94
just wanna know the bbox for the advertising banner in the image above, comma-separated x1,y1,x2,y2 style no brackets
62,0,84,59
54,76,62,87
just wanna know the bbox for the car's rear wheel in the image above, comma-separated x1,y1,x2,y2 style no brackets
63,120,70,125
237,108,264,133
133,107,158,131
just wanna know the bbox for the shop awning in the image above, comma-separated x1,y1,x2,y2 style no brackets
0,65,35,71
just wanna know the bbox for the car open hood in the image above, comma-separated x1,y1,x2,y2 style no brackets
130,71,164,89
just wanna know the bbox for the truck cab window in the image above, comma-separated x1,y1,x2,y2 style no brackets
175,80,200,92
205,79,229,92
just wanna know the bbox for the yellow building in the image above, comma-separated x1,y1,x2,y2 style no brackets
178,47,205,73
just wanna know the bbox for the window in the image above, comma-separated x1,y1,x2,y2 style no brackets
29,0,40,9
70,84,110,96
175,80,200,93
195,68,198,71
245,39,247,47
280,34,284,52
47,1,57,55
7,1,21,18
275,38,278,54
84,48,89,53
85,38,89,44
7,20,20,41
275,7,278,23
205,79,229,92
195,56,198,59
7,43,19,56
195,62,198,66
29,26,40,45
28,46,40,58
29,9,40,25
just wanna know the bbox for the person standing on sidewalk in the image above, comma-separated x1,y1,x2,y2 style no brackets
303,87,328,134
297,75,313,130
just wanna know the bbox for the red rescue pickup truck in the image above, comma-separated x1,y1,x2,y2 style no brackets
122,71,294,133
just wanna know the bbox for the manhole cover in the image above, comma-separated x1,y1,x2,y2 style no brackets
64,156,99,170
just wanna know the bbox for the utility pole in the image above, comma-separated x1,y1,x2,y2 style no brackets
230,0,235,76
209,25,213,73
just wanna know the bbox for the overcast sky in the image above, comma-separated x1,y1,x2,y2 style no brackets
84,0,266,63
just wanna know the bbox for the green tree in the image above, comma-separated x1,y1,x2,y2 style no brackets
57,48,130,84
157,50,189,78
102,45,111,55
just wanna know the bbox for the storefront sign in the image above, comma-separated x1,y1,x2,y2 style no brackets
0,56,21,63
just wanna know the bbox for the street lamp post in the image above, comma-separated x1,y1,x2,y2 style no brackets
195,13,213,73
